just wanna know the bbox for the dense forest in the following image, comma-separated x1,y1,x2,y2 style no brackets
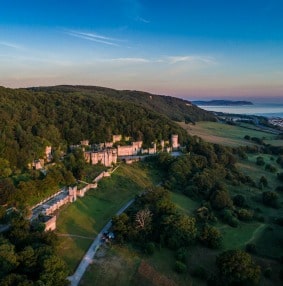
0,85,214,170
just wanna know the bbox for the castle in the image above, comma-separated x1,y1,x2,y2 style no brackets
81,134,179,166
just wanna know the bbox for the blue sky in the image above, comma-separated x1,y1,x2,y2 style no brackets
1,0,283,102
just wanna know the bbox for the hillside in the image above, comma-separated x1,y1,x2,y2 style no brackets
29,85,216,122
0,85,214,169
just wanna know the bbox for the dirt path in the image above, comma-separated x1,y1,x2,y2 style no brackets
245,223,266,245
56,233,95,240
67,198,135,286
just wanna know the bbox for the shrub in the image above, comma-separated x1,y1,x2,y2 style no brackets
264,267,272,278
276,186,283,192
256,156,265,166
175,248,187,263
246,243,257,254
259,176,268,187
265,164,277,173
174,261,187,273
192,266,207,279
222,209,238,227
144,242,155,255
262,191,279,208
199,225,222,249
233,194,245,207
237,209,253,221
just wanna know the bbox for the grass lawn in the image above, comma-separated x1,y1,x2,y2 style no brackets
171,192,200,216
56,163,158,273
179,121,278,147
220,222,264,250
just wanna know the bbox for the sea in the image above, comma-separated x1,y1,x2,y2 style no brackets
198,103,283,119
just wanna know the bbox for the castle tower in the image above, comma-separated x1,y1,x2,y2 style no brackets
68,186,77,202
171,134,179,150
160,140,165,151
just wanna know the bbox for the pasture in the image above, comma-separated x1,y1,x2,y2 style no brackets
179,121,279,147
56,163,156,272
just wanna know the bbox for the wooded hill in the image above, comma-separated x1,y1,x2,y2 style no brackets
0,85,215,169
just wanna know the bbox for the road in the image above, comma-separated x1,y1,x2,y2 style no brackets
67,198,135,286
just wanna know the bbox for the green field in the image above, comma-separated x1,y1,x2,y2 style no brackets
179,121,279,147
56,163,157,272
56,130,283,284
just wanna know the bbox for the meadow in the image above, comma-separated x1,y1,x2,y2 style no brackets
56,163,157,272
179,121,279,147
57,121,283,285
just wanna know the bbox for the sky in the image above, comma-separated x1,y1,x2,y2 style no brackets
0,0,283,102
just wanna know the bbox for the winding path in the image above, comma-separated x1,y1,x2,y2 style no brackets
67,198,135,286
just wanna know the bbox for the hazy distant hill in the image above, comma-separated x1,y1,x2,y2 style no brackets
0,85,214,168
192,100,253,106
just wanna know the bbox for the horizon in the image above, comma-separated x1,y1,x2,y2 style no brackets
1,0,283,101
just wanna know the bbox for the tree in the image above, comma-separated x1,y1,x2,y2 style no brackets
216,250,261,285
38,254,68,286
135,208,152,231
233,194,245,207
210,190,232,210
237,209,253,221
0,158,12,178
259,176,268,187
162,213,197,249
256,156,265,166
199,225,222,249
0,237,18,276
262,191,278,208
112,213,130,243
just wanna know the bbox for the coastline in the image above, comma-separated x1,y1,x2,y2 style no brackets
197,103,283,119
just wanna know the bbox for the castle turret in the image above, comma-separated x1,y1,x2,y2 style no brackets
68,186,77,202
171,134,179,150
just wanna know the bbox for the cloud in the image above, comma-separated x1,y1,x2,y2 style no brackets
135,16,150,23
0,41,23,49
106,57,150,63
66,30,121,47
166,55,216,65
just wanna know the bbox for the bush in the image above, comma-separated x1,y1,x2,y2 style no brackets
278,172,283,182
233,194,245,207
256,156,265,166
265,164,277,173
255,215,265,222
144,242,155,255
264,267,272,278
246,243,257,254
259,176,268,187
175,248,187,263
192,266,207,279
237,209,253,221
262,191,279,208
276,186,283,192
174,261,187,273
222,209,238,227
199,225,222,249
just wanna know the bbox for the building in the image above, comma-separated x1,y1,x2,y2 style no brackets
117,141,143,156
112,134,122,143
45,146,52,162
84,148,117,167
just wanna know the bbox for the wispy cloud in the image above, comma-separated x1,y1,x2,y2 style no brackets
105,57,150,63
166,55,216,65
66,30,121,47
0,41,23,49
135,16,150,23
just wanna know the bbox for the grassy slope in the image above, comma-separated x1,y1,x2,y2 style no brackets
56,163,157,273
179,121,279,147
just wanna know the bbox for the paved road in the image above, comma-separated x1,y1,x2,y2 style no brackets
67,198,135,286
